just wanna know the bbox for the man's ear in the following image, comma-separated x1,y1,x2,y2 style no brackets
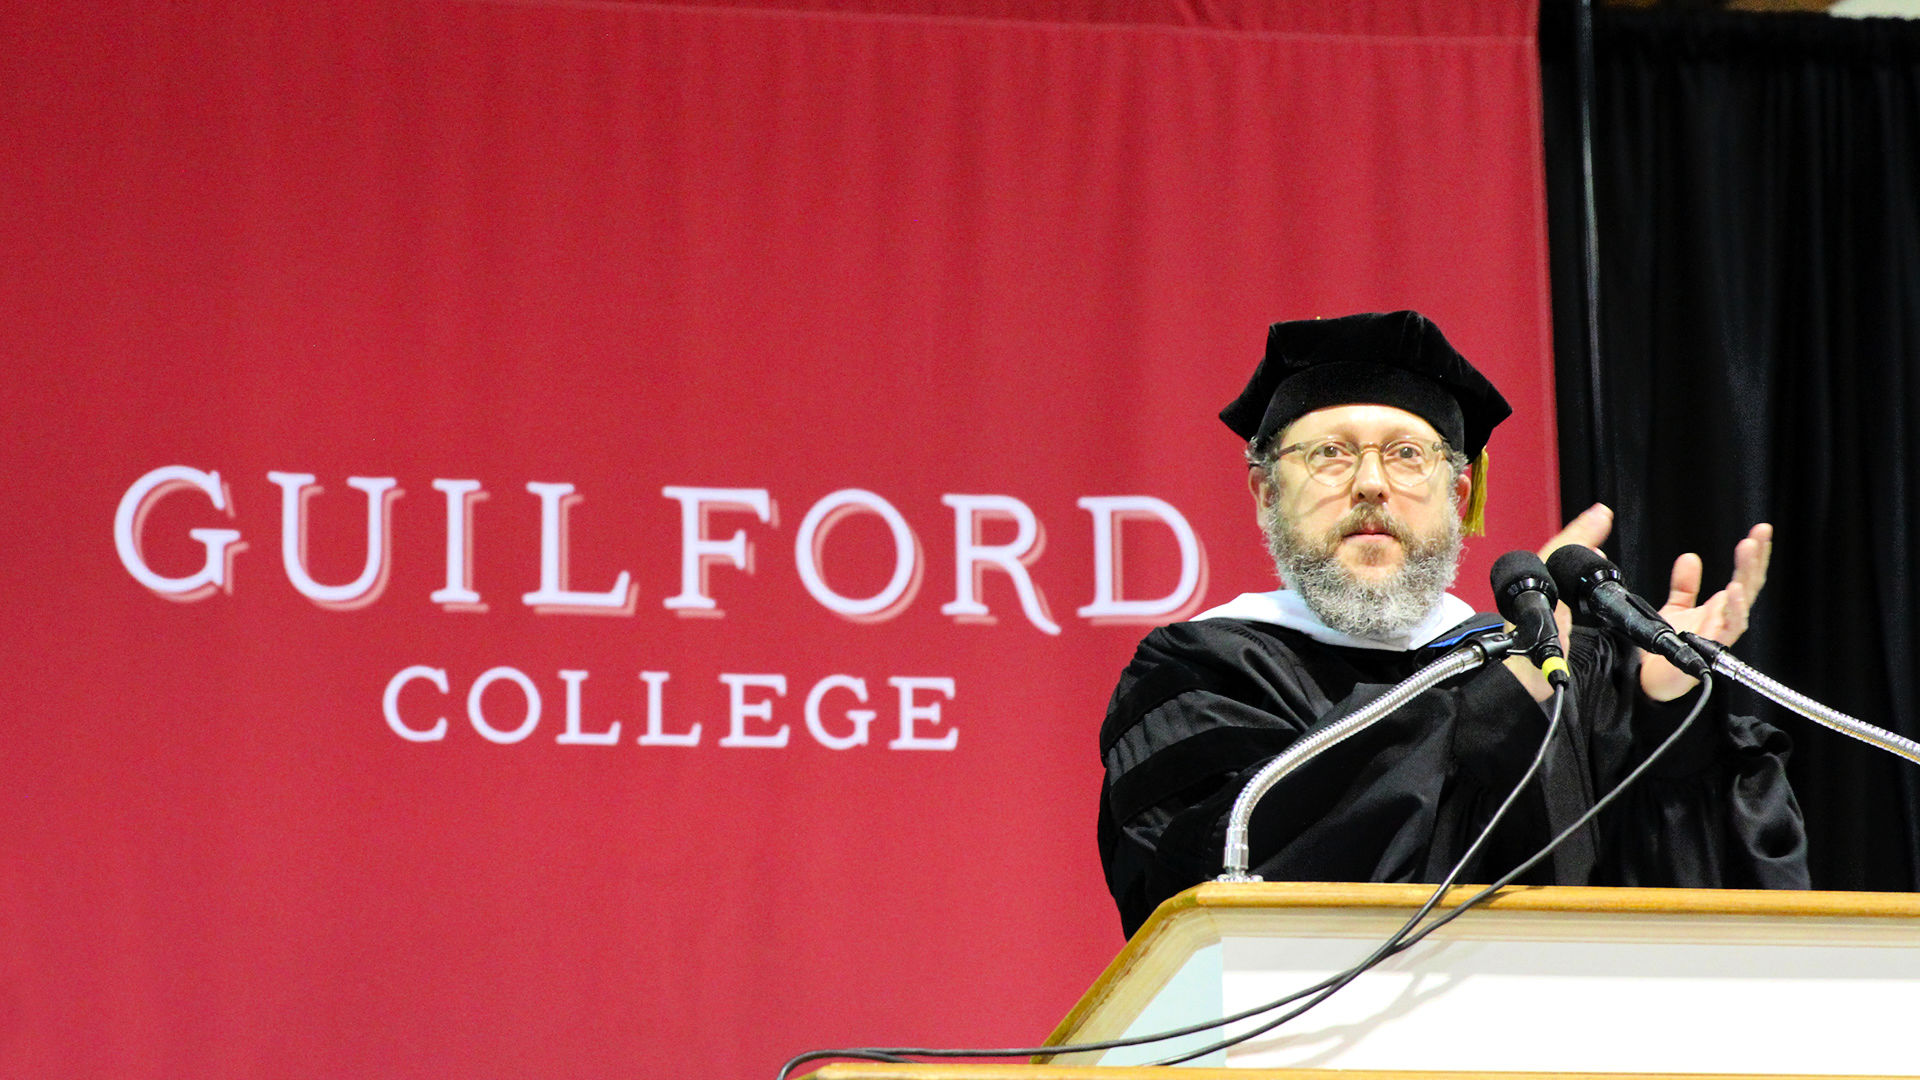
1454,467,1472,510
1248,464,1276,512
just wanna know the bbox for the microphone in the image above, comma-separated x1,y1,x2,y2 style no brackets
1545,545,1710,678
1491,550,1569,687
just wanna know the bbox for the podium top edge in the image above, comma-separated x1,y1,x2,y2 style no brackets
810,1060,1920,1068
812,1070,1920,1080
1165,881,1920,921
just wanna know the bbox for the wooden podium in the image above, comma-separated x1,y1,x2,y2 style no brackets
804,882,1920,1079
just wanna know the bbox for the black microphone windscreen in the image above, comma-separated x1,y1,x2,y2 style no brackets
1545,543,1615,602
1491,550,1557,601
1490,550,1558,625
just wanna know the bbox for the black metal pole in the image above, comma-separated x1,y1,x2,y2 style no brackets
1574,0,1615,510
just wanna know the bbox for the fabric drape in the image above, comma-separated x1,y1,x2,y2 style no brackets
1542,4,1920,890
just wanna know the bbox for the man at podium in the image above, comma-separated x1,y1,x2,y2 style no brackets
1097,311,1808,938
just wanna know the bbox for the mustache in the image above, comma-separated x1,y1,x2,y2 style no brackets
1327,504,1413,545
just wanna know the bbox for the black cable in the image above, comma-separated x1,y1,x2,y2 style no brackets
776,675,1716,1078
1157,675,1716,1065
1390,675,1715,950
1149,682,1573,1065
777,676,1575,1078
777,1049,912,1077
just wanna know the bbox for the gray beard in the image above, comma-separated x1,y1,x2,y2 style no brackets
1263,497,1463,641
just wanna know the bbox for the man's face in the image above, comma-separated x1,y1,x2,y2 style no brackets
1253,404,1468,579
1250,404,1471,637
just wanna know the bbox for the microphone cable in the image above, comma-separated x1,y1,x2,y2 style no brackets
777,676,1577,1078
1154,674,1717,1065
1150,680,1573,1064
777,673,1716,1078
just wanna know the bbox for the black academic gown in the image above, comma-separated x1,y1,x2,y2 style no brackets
1097,615,1809,938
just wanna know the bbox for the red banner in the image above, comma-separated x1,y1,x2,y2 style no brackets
0,2,1552,1076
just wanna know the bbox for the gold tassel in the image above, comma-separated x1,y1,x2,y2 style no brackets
1463,448,1489,537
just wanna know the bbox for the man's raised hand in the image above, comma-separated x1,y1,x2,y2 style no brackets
1639,523,1773,702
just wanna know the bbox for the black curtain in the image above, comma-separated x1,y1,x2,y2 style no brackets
1541,4,1920,890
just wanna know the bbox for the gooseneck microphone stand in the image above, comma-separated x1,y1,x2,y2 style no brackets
1218,630,1514,881
1683,633,1920,767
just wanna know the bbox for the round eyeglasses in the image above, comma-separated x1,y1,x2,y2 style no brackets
1274,437,1446,489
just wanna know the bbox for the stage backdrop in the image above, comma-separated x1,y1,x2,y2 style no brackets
0,2,1554,1077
